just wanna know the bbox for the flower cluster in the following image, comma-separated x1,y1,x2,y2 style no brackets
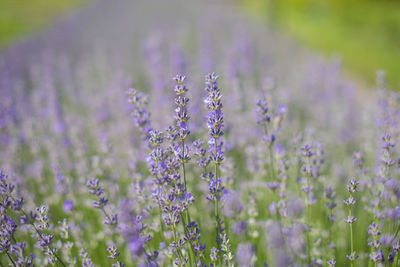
205,73,224,164
174,75,190,142
128,88,153,141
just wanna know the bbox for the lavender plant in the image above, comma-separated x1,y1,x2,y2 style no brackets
344,178,359,266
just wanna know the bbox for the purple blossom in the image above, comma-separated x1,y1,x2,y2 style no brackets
205,73,224,163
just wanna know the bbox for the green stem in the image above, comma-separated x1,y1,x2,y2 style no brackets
182,140,191,224
213,137,221,250
262,124,271,181
304,169,312,266
214,195,219,242
157,184,164,234
393,223,400,240
155,158,165,234
349,201,354,267
268,145,276,180
5,251,17,267
213,138,223,266
100,207,115,226
159,205,164,232
181,140,195,267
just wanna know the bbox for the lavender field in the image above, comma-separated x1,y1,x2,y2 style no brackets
1,0,399,266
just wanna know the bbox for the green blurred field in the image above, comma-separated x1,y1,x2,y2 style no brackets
0,0,87,50
243,0,400,87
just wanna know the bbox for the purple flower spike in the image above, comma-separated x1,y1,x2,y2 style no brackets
205,72,224,164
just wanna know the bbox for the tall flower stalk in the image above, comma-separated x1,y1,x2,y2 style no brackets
204,72,225,258
300,144,314,265
256,98,275,181
344,178,359,266
325,186,337,264
173,74,199,266
173,74,191,224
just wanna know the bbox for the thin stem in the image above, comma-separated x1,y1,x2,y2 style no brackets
32,221,67,267
213,136,221,252
262,124,271,181
5,251,17,267
393,223,400,240
304,166,312,266
348,194,354,267
350,214,354,267
214,171,220,228
182,141,187,191
159,207,164,232
181,140,191,224
268,145,276,180
100,207,115,227
214,196,219,242
181,140,195,267
327,207,336,264
155,157,165,235
158,191,165,233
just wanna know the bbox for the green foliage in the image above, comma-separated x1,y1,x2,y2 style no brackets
0,0,87,50
243,0,400,87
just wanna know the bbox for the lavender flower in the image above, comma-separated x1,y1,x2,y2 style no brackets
205,72,224,164
107,245,124,267
128,88,153,140
173,74,190,142
325,187,337,222
327,258,336,267
220,233,233,264
210,247,219,263
344,178,359,266
80,249,95,267
204,73,225,251
193,139,210,169
87,178,119,227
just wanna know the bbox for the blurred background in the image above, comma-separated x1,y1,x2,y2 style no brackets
1,0,399,88
0,0,87,49
242,0,400,87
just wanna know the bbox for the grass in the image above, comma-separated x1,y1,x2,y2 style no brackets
242,0,400,88
0,0,88,50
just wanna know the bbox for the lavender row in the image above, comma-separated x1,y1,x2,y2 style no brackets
1,0,400,266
